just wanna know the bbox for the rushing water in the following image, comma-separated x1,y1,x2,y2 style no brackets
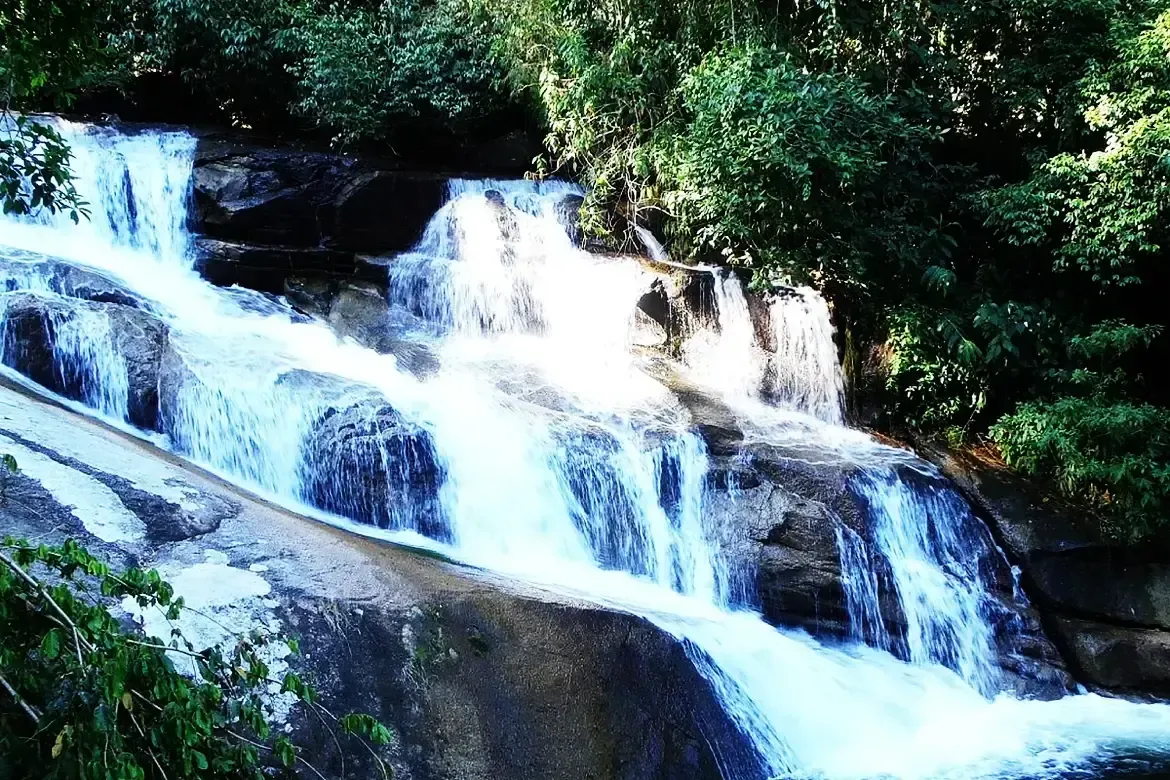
3,122,1170,779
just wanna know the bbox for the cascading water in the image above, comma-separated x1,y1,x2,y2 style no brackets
680,267,847,427
766,290,846,425
3,121,1170,779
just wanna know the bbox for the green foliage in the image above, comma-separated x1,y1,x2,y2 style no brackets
0,529,393,779
144,0,306,125
661,43,941,289
290,0,500,146
880,306,986,431
1,0,129,217
992,398,1170,541
0,115,86,221
0,0,137,107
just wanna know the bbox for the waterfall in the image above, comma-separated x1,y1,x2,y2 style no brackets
4,122,1170,780
767,290,846,425
852,470,1002,694
681,269,847,425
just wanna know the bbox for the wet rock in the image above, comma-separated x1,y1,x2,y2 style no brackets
327,280,391,343
1,292,167,430
1030,554,1170,631
2,381,746,780
919,443,1100,560
0,250,144,309
555,192,585,247
636,279,671,334
1051,618,1170,696
282,276,335,319
192,149,350,247
192,142,447,257
288,593,756,780
921,443,1170,695
194,238,357,293
631,308,668,348
332,171,447,253
325,281,440,376
300,398,448,539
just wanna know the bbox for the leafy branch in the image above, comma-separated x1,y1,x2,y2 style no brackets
0,463,394,780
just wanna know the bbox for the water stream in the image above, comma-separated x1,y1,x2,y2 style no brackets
3,122,1170,779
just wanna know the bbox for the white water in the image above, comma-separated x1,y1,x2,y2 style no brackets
2,122,1170,779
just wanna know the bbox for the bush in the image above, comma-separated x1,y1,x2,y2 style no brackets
992,397,1170,541
660,43,942,291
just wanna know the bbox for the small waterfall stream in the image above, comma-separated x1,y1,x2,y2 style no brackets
3,122,1170,779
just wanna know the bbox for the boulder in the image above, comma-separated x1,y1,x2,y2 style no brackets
637,361,1071,695
919,443,1101,560
0,381,756,780
289,592,759,780
918,442,1170,696
283,275,336,319
0,292,167,430
554,192,585,247
191,147,354,247
327,280,392,344
277,276,440,376
299,396,448,539
1050,619,1170,696
1,250,144,309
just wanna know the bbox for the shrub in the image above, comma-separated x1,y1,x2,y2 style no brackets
992,397,1170,541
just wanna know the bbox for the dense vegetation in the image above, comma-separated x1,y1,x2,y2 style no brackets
2,0,1169,541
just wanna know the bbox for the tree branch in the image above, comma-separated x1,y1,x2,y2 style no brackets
0,672,41,724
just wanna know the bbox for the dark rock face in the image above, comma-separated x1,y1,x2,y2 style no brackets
299,396,448,539
288,592,758,780
187,138,463,327
194,238,361,293
332,171,447,253
191,140,450,280
652,368,1072,696
1051,619,1170,697
0,292,168,430
922,443,1170,697
555,193,585,247
192,147,356,248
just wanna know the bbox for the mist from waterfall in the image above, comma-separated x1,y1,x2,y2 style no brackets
3,122,1170,780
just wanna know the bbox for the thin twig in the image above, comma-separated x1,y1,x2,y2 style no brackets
226,730,330,780
148,749,169,780
0,672,41,724
0,550,90,664
125,639,208,661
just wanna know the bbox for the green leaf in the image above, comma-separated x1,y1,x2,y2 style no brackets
41,628,62,660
